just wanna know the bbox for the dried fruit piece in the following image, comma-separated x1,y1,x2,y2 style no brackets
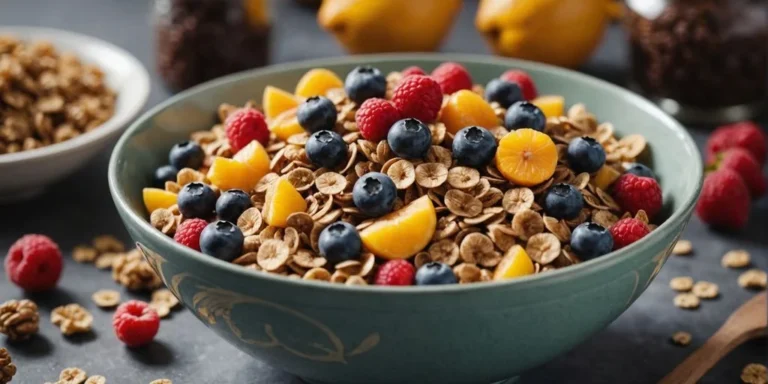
315,172,347,195
386,160,416,190
72,245,98,263
511,209,544,240
91,290,121,308
285,168,316,192
237,207,264,236
444,189,483,218
257,239,291,271
487,224,516,252
92,235,125,253
670,331,692,346
303,267,332,281
151,289,179,309
458,233,495,264
525,233,561,265
738,269,767,290
58,367,87,384
447,166,481,189
722,250,751,268
672,240,693,256
502,188,534,214
673,293,700,309
669,276,693,292
692,281,719,299
741,363,767,384
453,263,482,283
51,303,93,335
428,239,460,266
415,163,448,188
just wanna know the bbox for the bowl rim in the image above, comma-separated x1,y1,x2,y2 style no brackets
0,26,150,165
108,53,703,294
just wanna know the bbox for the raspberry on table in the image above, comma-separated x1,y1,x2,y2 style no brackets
431,61,473,95
709,148,767,198
4,234,63,292
612,173,663,219
355,98,400,141
500,69,538,101
375,260,415,286
113,300,160,347
706,121,766,166
610,218,650,250
173,218,208,251
224,107,269,150
391,75,442,123
696,168,751,230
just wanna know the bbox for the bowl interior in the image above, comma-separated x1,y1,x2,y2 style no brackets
0,26,149,164
110,53,702,290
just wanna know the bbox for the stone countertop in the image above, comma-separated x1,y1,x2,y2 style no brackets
0,0,765,383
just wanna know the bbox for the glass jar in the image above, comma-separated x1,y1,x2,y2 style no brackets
625,0,768,124
153,0,271,92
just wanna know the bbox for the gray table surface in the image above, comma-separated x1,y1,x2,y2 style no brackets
1,1,766,383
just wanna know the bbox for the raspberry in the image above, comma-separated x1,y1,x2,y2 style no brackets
173,218,208,251
401,66,426,78
500,70,538,100
609,218,650,250
706,121,766,165
696,168,751,230
374,260,415,286
709,148,766,198
225,108,269,151
612,174,663,219
355,98,401,141
391,75,442,123
431,62,472,95
113,300,160,347
4,234,63,292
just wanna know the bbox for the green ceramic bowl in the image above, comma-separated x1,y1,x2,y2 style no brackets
108,54,702,384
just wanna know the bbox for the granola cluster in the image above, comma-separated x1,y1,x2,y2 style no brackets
0,36,115,155
0,299,39,341
146,67,661,286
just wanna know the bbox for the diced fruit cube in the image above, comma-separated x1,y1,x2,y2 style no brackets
263,177,308,227
531,95,565,118
232,140,270,182
207,157,262,192
359,195,436,260
295,68,344,98
440,90,500,134
142,188,178,214
592,165,622,190
263,86,301,120
495,128,558,187
269,108,305,141
493,245,534,280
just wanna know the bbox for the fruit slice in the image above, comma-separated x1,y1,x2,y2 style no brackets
233,140,270,182
440,89,500,134
269,107,306,141
263,177,308,227
295,68,343,98
592,165,622,190
263,86,301,120
207,157,262,192
494,245,534,280
143,188,178,214
532,95,565,118
359,195,437,260
495,128,558,187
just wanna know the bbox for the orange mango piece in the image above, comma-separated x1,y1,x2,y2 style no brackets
207,157,262,192
592,165,621,190
263,85,301,120
263,177,308,227
532,95,565,118
494,245,535,280
142,188,178,214
294,68,343,98
269,107,306,141
232,140,270,182
495,128,558,187
440,89,500,134
359,195,437,260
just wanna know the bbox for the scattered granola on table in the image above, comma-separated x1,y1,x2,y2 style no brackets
722,249,751,269
111,249,162,291
691,281,719,299
0,299,39,341
670,331,691,346
91,289,121,308
738,269,767,290
57,367,88,384
673,293,700,309
141,63,666,286
51,303,93,335
0,35,116,155
671,239,692,256
0,348,16,384
669,276,693,292
742,363,768,384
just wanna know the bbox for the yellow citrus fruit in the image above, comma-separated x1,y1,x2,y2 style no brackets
359,195,437,259
592,165,621,190
532,95,565,118
263,86,301,120
294,68,343,98
263,177,307,228
440,90,500,134
494,245,534,280
495,128,558,187
142,188,177,214
232,140,270,183
269,107,306,141
207,157,262,192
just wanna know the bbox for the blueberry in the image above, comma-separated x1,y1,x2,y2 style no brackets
567,137,606,174
484,79,524,108
544,183,584,220
153,164,178,188
452,126,498,168
344,66,386,104
169,141,204,170
625,163,656,180
177,182,216,219
387,118,432,159
570,222,614,260
305,130,348,169
200,220,244,262
415,262,457,285
353,172,397,217
297,96,338,133
318,221,362,264
504,101,546,131
215,189,252,223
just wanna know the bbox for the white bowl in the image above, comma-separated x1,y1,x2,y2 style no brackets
0,26,149,202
